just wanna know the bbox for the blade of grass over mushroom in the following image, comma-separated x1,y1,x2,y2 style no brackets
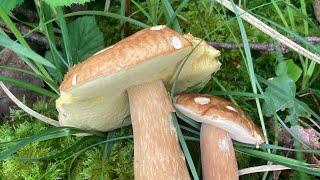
171,113,199,180
231,1,269,150
176,111,201,130
0,35,55,68
180,125,200,136
236,147,320,176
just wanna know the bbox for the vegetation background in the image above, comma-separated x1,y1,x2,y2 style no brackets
0,0,320,179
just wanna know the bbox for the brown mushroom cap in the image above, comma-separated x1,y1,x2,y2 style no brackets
174,93,265,145
56,25,221,131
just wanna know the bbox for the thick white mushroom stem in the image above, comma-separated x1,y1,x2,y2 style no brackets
201,124,238,180
128,80,190,180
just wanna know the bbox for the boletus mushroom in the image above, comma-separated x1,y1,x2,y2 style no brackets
56,25,221,179
174,93,265,180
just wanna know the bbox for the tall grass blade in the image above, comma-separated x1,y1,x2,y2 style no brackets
0,75,57,98
0,35,55,68
56,7,72,67
231,1,269,149
0,128,72,161
171,113,199,179
214,0,320,64
161,0,182,32
237,147,320,176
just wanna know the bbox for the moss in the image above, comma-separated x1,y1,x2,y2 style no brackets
0,100,134,179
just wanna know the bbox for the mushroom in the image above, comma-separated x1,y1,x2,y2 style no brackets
174,93,265,180
56,26,221,179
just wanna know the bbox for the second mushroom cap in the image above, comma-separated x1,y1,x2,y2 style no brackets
174,93,265,145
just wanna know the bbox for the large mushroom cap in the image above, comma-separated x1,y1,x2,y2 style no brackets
56,25,221,132
174,93,265,145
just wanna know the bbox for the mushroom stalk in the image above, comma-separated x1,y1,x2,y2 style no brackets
128,80,190,179
201,124,238,180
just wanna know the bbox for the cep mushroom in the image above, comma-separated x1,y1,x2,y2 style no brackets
174,93,265,180
56,26,221,179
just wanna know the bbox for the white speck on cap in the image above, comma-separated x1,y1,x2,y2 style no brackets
150,25,166,30
72,75,77,86
94,45,114,55
194,97,210,105
226,105,237,112
171,36,182,49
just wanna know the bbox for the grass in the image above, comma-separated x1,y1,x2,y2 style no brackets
0,0,320,179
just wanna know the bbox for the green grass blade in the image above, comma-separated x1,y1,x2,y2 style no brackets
131,0,152,23
100,131,116,180
180,125,200,136
209,90,266,99
64,11,149,28
0,128,72,161
171,113,199,179
255,14,320,55
271,0,289,28
231,1,269,149
161,0,182,32
56,7,72,67
15,137,91,162
0,64,37,76
167,0,189,27
176,111,201,130
0,75,57,98
0,4,53,80
0,64,59,92
237,147,320,176
0,35,55,68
